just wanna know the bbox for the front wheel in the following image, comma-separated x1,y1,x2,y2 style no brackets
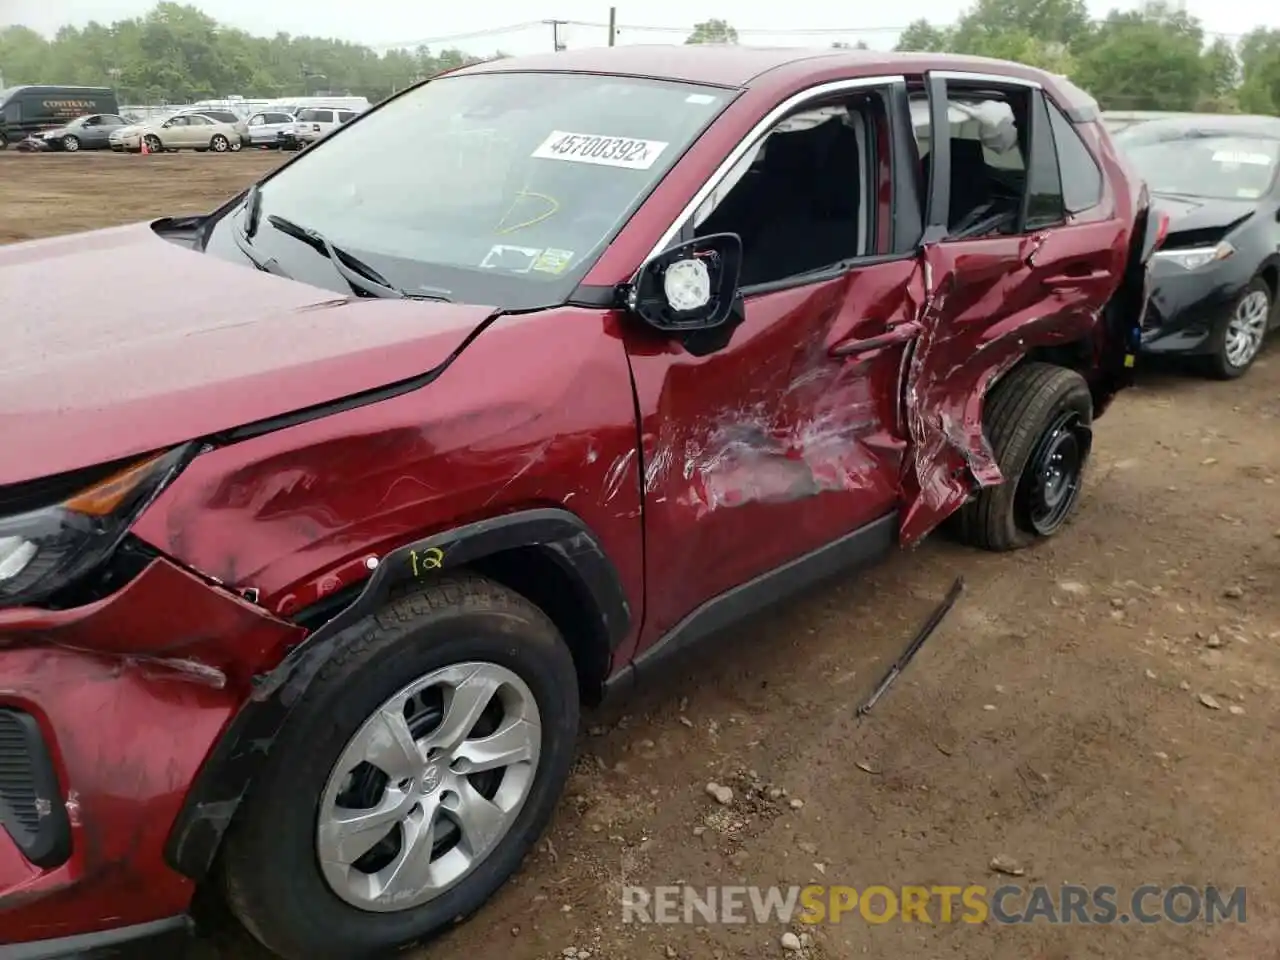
949,362,1093,552
229,139,243,152
142,134,162,153
1208,277,1270,379
62,135,80,152
222,575,579,960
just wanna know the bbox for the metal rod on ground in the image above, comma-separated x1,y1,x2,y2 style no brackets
855,576,965,717
608,7,617,45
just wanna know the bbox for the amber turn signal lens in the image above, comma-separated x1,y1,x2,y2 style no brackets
62,453,167,517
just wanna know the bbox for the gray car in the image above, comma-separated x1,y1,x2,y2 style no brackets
41,113,131,151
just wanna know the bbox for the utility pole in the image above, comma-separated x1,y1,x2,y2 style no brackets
546,19,568,52
608,7,617,46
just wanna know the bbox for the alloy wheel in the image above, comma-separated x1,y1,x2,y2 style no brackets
316,661,542,913
1225,289,1269,369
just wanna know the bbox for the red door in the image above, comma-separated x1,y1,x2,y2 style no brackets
899,75,1123,543
623,253,924,646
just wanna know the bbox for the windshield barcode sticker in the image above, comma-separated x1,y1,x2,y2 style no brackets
531,130,669,169
1212,150,1272,165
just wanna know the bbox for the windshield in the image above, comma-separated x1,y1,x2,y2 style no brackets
238,71,731,308
1117,133,1280,201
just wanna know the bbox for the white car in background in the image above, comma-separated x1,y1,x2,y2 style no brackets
278,106,363,150
245,109,298,148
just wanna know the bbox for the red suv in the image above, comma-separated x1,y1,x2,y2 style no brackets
0,47,1157,959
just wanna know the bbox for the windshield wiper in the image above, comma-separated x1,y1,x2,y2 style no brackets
243,183,263,238
265,214,407,300
231,220,291,278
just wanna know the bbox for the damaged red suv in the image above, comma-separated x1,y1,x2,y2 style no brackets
1,47,1157,959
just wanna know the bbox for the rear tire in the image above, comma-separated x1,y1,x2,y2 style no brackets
221,574,579,960
950,362,1093,552
210,134,230,152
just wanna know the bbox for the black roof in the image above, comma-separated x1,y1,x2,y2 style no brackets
1,85,116,98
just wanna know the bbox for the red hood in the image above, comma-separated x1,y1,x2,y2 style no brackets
0,223,498,486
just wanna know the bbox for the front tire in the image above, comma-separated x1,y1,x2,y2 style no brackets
222,575,579,960
62,135,80,152
950,362,1093,552
142,134,162,153
1208,277,1270,380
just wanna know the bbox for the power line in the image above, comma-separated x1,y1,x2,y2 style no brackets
368,15,1256,53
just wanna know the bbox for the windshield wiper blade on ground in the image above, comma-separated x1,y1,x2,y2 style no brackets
265,214,406,299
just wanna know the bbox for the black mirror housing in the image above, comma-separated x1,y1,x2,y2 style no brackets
627,233,743,334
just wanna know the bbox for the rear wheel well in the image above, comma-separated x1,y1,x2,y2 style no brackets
467,547,613,706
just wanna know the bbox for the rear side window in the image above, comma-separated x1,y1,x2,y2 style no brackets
1024,92,1066,230
1047,102,1103,213
337,110,356,123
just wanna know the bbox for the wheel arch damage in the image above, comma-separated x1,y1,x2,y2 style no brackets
164,507,630,882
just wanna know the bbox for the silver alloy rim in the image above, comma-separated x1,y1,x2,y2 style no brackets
316,662,542,912
64,137,79,152
1225,290,1269,368
213,137,227,152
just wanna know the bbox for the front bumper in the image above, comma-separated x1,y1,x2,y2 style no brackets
0,558,302,949
1140,257,1250,357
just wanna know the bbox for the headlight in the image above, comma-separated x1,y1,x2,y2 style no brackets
0,446,190,608
1154,241,1235,270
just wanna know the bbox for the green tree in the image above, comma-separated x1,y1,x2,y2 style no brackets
0,2,488,104
952,0,1093,53
684,19,739,45
1073,2,1208,110
1238,27,1280,113
895,19,953,53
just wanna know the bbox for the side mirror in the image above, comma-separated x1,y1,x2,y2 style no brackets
627,232,743,334
161,121,172,128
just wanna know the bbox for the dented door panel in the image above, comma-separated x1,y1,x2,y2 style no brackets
626,259,920,648
899,220,1126,543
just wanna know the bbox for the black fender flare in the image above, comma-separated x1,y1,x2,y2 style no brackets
164,507,631,881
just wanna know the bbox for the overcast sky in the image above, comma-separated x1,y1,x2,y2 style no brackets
2,0,1271,55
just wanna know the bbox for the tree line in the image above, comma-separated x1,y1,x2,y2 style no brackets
3,1,1280,114
689,1,1280,114
0,3,489,104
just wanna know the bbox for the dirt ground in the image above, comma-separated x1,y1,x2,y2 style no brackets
3,151,1277,960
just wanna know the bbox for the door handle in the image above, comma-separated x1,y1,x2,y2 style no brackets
830,321,922,359
1043,269,1109,288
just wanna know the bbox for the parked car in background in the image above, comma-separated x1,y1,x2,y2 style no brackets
0,85,119,149
245,109,297,148
268,94,371,116
38,113,132,152
0,47,1158,960
277,105,361,149
110,111,245,153
1115,114,1280,378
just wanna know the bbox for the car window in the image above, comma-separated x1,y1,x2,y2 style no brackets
337,111,356,123
1024,92,1066,230
912,91,1028,238
1117,132,1280,201
190,116,213,126
691,93,881,287
241,72,730,309
102,115,125,125
249,114,265,126
267,113,292,123
1047,102,1103,213
208,111,238,123
168,116,189,127
297,108,334,123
